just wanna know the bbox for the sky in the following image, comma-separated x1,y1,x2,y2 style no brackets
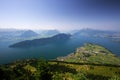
0,0,120,31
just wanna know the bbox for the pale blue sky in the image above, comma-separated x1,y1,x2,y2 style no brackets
0,0,120,31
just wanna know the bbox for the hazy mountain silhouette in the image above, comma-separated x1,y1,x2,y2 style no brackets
73,28,119,37
20,30,39,38
9,33,71,48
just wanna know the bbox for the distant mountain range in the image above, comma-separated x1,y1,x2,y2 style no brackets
72,28,120,38
36,30,60,37
0,29,60,41
0,29,25,41
9,33,71,48
1,28,120,42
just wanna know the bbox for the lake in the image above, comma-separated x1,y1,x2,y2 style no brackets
0,36,120,64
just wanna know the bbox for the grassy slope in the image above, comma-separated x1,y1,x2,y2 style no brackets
57,43,120,65
49,62,120,80
0,59,120,80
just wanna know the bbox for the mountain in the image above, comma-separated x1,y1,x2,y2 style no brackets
57,43,120,65
73,28,120,38
36,30,60,37
42,30,60,35
0,29,25,36
9,33,71,48
20,30,39,38
0,29,26,41
0,29,60,42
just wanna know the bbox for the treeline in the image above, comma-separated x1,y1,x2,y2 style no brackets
0,59,52,80
0,59,120,80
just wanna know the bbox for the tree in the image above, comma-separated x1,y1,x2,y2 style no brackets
35,59,52,80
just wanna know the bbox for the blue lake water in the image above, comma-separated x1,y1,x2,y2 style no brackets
0,36,120,64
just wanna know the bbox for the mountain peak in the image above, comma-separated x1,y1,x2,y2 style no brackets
20,30,38,38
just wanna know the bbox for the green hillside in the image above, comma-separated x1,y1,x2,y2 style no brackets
57,43,120,65
0,59,120,80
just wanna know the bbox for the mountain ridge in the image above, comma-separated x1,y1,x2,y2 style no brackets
9,33,71,48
